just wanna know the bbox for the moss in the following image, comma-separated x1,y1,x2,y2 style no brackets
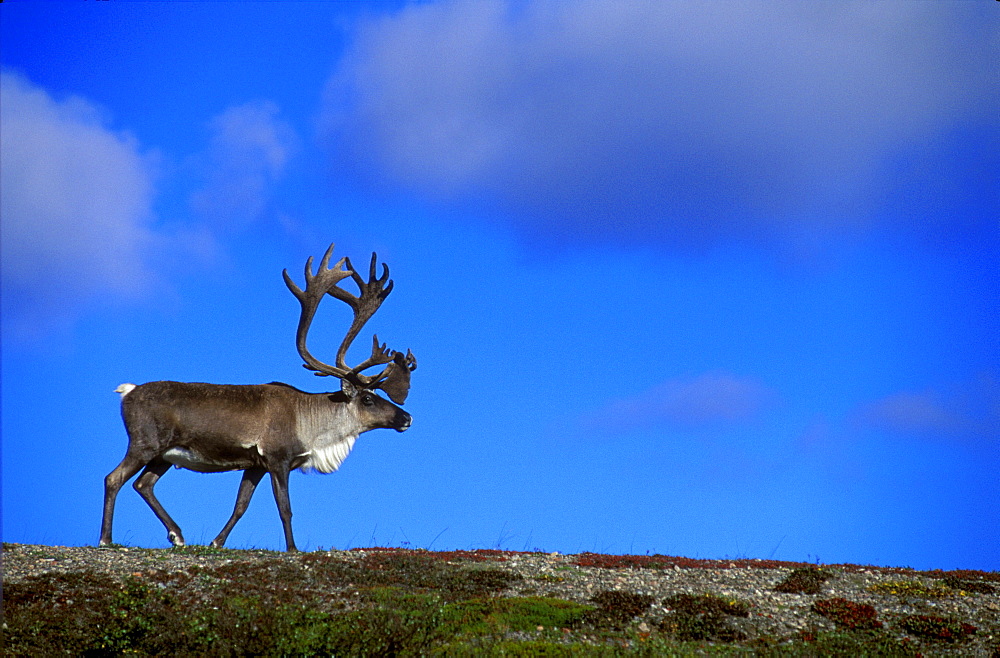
869,579,954,599
442,596,593,638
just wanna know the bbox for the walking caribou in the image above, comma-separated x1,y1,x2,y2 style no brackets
99,244,416,552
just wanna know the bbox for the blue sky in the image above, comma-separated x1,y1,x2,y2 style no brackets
2,1,997,571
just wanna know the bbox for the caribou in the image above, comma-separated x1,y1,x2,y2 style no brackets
99,244,416,552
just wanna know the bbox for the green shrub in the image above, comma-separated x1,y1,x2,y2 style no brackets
896,614,977,642
582,590,655,629
786,630,919,657
941,576,997,595
659,593,750,642
774,568,832,594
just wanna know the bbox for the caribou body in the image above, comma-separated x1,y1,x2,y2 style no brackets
100,245,416,552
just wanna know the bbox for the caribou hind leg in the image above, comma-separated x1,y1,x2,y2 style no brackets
132,459,186,546
100,453,149,546
211,467,266,548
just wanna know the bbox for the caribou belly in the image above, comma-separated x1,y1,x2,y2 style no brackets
162,447,254,473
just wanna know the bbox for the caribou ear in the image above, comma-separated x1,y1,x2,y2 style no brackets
341,378,359,399
379,351,415,404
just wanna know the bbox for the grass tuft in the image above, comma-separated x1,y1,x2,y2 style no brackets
774,567,833,594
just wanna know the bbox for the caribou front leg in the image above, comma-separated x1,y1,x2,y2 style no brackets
211,468,266,548
269,466,298,552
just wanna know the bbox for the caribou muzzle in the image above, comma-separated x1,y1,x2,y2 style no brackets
394,410,412,432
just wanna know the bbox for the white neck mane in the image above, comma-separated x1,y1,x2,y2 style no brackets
295,402,364,474
298,434,358,473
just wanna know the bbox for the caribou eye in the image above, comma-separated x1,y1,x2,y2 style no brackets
361,394,375,406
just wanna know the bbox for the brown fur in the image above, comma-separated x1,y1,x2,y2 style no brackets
100,380,410,552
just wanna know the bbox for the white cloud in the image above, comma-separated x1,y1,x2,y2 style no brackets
853,375,1000,445
0,77,300,340
583,371,777,434
327,0,997,250
188,100,296,227
1,70,158,338
857,391,961,435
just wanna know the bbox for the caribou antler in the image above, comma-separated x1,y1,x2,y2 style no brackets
282,243,414,403
329,252,395,375
376,349,417,404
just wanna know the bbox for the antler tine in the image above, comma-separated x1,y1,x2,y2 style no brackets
346,334,395,379
316,242,338,274
283,243,354,378
331,252,394,375
337,253,394,306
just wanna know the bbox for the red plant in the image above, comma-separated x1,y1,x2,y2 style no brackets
571,553,823,571
811,598,882,631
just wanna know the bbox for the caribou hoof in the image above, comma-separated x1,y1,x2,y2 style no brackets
168,531,185,547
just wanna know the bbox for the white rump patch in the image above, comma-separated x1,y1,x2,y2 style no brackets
298,435,357,474
115,383,136,399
